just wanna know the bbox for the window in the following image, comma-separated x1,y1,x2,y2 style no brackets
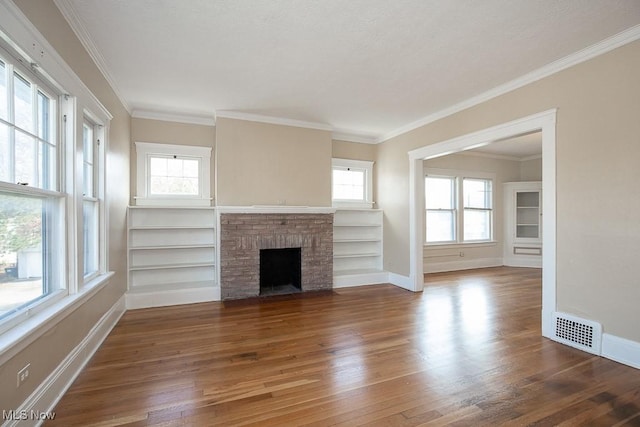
0,53,64,328
135,142,212,206
425,169,494,244
83,120,99,278
332,158,374,208
425,176,456,243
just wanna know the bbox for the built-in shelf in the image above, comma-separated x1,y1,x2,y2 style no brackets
333,209,384,285
504,182,542,268
127,206,217,308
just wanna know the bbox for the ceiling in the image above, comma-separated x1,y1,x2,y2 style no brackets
56,0,640,142
470,132,542,160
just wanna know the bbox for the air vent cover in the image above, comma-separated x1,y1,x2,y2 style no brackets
553,312,602,355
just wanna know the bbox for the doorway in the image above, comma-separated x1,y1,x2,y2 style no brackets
408,110,557,338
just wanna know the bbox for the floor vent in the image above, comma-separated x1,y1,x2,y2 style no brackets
553,312,602,355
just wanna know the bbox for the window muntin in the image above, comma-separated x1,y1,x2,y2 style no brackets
425,171,494,244
425,176,456,243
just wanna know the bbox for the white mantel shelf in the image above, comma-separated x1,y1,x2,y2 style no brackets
217,206,336,214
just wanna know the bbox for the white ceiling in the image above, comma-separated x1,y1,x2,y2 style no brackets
56,0,640,141
470,132,542,160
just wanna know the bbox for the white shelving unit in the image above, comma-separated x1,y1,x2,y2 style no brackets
127,206,219,308
333,209,386,287
503,182,542,268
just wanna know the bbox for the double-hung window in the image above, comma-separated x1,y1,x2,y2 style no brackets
0,53,64,328
82,120,100,279
425,169,494,244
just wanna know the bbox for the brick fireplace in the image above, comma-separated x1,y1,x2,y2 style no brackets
219,210,334,300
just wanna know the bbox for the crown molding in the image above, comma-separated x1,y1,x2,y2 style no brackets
215,110,333,132
132,109,216,126
379,24,640,143
331,129,379,144
54,0,131,114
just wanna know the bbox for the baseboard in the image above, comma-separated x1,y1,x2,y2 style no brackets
503,256,542,268
333,271,389,288
424,257,503,273
125,286,220,310
601,333,640,370
388,272,414,291
7,295,126,427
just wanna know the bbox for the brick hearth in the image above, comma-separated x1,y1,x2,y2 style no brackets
219,213,333,300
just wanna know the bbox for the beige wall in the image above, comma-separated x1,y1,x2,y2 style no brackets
1,0,130,410
216,118,332,206
130,117,215,204
376,40,640,342
422,154,522,269
520,157,543,181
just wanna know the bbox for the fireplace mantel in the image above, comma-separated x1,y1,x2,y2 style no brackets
217,206,336,214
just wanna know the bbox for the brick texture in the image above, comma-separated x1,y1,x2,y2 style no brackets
220,213,333,300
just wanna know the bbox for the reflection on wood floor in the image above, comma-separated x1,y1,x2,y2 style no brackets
47,267,640,426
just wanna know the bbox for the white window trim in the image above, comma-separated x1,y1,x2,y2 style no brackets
331,158,374,208
135,141,212,207
425,167,496,246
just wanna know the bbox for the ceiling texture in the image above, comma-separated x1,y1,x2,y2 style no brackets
55,0,640,143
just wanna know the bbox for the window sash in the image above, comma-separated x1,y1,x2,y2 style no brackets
332,166,367,201
147,154,201,197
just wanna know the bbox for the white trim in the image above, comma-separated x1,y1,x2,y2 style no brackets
380,25,640,143
387,272,413,291
216,206,335,214
332,158,374,207
333,271,388,288
6,295,125,427
53,0,130,114
423,257,503,274
331,129,379,144
132,109,216,127
503,255,542,268
409,109,557,337
0,0,113,121
216,110,333,132
125,286,220,310
134,141,212,207
0,272,113,366
601,333,640,370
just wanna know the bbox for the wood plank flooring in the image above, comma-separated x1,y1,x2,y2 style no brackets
47,267,640,426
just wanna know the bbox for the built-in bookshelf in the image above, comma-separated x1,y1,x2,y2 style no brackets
504,182,542,268
333,209,386,286
127,206,218,308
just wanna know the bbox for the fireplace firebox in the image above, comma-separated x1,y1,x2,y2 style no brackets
260,248,302,296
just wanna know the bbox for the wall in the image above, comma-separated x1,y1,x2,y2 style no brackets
0,0,130,411
376,40,640,342
422,153,522,272
520,157,543,181
216,117,332,206
130,117,215,204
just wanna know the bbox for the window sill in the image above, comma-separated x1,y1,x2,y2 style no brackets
134,197,212,207
0,271,114,366
424,241,498,249
332,201,374,209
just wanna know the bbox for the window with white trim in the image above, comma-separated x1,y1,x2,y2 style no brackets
425,169,494,244
331,158,374,208
135,142,212,206
82,119,101,279
0,51,64,329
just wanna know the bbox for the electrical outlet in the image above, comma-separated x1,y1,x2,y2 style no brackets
17,363,30,388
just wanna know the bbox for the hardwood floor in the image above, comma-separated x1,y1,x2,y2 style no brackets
47,267,640,426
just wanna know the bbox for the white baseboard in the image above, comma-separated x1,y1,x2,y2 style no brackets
125,286,220,310
388,272,414,291
601,333,640,369
333,271,389,288
503,256,542,268
424,257,503,273
8,295,126,427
